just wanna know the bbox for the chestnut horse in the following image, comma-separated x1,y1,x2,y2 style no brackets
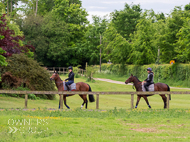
50,71,95,109
125,74,171,109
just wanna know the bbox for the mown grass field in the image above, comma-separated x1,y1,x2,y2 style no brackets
1,74,190,141
0,109,190,142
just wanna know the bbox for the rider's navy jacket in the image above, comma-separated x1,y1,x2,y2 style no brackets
65,71,74,82
144,72,154,84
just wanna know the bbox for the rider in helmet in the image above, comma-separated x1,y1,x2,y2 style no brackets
64,66,75,91
143,68,154,91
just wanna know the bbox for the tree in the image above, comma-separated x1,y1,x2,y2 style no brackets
175,17,190,62
185,3,190,11
83,15,108,65
128,11,157,65
158,7,190,63
53,0,88,45
111,3,142,41
37,0,55,15
0,14,35,57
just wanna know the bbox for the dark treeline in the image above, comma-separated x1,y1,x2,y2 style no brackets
1,0,190,68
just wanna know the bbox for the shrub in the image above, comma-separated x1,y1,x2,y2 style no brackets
85,66,96,82
0,54,56,99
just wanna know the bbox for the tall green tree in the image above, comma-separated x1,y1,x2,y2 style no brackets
175,17,190,62
158,7,190,63
102,23,130,64
53,0,88,45
83,15,108,65
128,11,157,65
37,0,55,15
111,3,142,41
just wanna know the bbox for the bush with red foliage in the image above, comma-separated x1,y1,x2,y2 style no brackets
0,14,35,57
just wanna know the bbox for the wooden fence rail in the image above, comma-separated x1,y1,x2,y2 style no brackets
1,90,190,109
46,67,86,76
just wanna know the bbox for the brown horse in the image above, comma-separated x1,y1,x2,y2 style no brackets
125,74,170,109
50,71,95,109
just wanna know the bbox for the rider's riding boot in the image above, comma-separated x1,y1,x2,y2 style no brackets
145,86,149,91
66,84,69,91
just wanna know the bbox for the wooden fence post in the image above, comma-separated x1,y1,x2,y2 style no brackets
82,69,83,76
53,67,55,72
25,94,28,108
60,94,63,109
96,94,99,109
167,94,170,109
131,94,134,109
59,67,60,73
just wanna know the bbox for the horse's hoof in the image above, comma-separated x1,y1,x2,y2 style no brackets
81,105,83,109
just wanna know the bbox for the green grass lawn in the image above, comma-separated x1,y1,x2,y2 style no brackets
0,109,190,142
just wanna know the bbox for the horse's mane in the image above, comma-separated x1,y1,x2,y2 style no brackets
134,76,141,82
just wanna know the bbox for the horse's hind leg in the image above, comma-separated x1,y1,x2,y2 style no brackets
63,95,70,109
135,95,142,108
160,94,167,109
79,95,88,109
143,96,151,108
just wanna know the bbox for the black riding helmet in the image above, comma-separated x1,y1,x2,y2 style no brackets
68,66,73,70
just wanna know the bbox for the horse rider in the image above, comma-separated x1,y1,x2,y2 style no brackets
64,66,75,91
143,67,154,91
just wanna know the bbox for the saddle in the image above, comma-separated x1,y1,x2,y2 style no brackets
63,82,76,91
142,83,154,92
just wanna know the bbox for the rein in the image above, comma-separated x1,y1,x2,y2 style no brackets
56,81,63,83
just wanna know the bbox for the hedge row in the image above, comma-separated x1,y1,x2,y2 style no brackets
100,63,190,87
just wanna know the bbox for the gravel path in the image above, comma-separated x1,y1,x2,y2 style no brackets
94,78,190,90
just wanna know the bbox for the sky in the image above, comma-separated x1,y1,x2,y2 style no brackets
81,0,190,23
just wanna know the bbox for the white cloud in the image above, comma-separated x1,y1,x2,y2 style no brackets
87,11,110,23
88,6,107,9
101,1,126,4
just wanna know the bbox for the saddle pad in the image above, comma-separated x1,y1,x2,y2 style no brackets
142,83,154,92
63,82,76,91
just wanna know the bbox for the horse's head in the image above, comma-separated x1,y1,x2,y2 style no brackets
50,71,59,81
125,74,135,84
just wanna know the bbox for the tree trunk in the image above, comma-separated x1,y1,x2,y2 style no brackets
15,0,17,9
33,0,35,13
11,0,12,13
14,0,17,18
35,0,38,16
7,0,9,16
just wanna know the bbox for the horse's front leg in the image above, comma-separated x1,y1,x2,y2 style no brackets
63,95,70,109
58,94,61,109
135,95,141,108
160,94,167,109
143,96,151,108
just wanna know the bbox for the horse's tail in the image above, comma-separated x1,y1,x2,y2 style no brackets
87,84,95,102
166,84,171,100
